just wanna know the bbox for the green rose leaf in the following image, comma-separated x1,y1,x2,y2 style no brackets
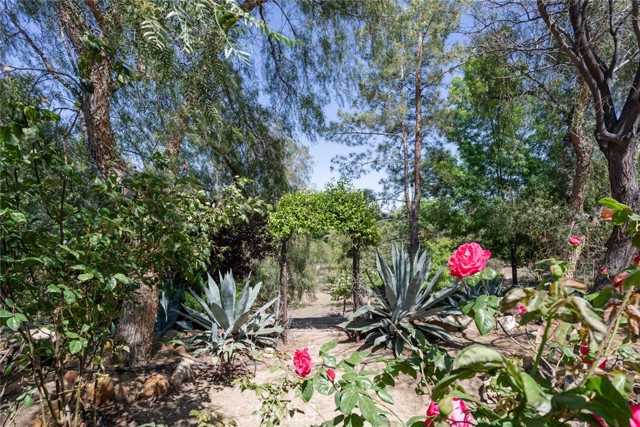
69,340,82,355
339,391,358,414
301,379,314,402
78,272,94,282
473,305,496,336
6,316,21,331
454,344,505,370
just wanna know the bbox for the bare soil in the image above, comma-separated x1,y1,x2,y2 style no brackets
5,290,535,427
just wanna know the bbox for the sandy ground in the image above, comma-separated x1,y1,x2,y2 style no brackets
5,290,534,427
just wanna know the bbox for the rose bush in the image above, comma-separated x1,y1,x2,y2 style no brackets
243,198,640,427
447,242,491,279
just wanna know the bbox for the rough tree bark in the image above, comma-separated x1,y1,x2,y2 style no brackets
409,30,424,261
351,242,362,312
538,0,640,284
54,0,127,180
113,280,159,366
510,242,518,286
279,238,289,344
567,80,593,214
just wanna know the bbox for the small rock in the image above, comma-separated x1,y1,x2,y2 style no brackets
31,327,56,342
499,315,517,331
114,380,142,403
85,375,114,407
170,361,193,389
141,373,169,399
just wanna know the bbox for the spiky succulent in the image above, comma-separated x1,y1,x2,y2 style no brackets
179,271,283,351
340,246,461,357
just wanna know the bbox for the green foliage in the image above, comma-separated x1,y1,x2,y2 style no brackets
179,272,283,365
424,236,456,288
340,246,460,357
449,273,506,335
0,101,265,423
330,270,353,315
322,181,381,248
268,191,328,241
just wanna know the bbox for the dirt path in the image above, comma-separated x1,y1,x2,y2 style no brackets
10,289,523,427
104,289,432,426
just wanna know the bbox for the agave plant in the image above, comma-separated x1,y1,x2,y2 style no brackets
448,276,507,335
448,277,506,311
340,246,461,357
155,281,184,337
179,271,283,362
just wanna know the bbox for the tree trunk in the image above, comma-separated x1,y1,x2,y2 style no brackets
351,243,362,312
279,238,289,344
597,139,640,285
114,281,158,366
409,30,424,260
567,81,592,214
54,0,126,181
55,1,155,365
80,62,127,180
510,244,518,287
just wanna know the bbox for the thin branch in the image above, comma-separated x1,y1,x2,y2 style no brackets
6,11,78,96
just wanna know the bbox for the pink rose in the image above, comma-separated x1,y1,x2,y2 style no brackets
592,403,640,427
425,399,475,427
591,413,606,427
600,267,608,275
516,305,527,314
630,403,640,427
326,369,335,381
569,236,582,246
613,271,629,290
448,243,491,279
426,401,440,426
293,348,312,378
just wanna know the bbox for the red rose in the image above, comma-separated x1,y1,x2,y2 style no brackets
580,342,606,370
601,207,615,222
293,348,312,378
569,236,582,246
630,403,640,427
634,252,640,267
516,305,527,314
425,401,440,427
326,369,335,381
613,271,629,290
448,243,491,279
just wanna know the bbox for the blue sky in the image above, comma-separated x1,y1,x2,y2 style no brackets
304,101,386,193
300,11,473,195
